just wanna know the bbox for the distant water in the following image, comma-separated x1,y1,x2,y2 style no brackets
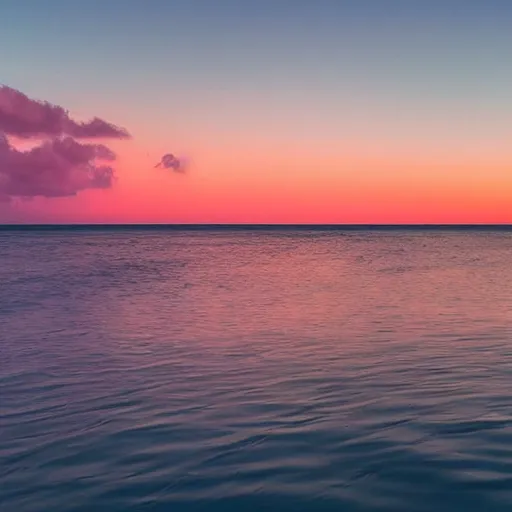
1,228,511,512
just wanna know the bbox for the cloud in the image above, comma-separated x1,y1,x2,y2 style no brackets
0,85,130,200
0,134,116,199
0,85,130,139
154,153,185,173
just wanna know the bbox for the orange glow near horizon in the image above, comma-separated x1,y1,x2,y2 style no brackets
2,104,512,224
7,142,511,224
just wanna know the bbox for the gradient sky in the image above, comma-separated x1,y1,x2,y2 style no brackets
1,0,512,223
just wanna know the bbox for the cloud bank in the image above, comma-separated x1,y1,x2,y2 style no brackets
0,85,130,200
0,86,130,140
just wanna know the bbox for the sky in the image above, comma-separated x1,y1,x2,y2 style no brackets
1,0,511,224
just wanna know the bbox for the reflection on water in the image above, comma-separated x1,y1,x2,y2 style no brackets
1,229,511,511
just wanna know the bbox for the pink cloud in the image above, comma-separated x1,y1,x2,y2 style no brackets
0,85,130,139
0,86,130,200
0,134,116,199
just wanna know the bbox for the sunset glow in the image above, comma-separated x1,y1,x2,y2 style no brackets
1,1,511,223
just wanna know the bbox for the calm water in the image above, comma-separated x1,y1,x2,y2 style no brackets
1,228,511,511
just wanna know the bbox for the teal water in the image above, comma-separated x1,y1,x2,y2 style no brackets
1,229,511,511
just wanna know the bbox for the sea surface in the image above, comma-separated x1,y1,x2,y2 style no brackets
1,227,511,511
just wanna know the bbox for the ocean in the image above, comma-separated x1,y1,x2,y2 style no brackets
1,227,511,511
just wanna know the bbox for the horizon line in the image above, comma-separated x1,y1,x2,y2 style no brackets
1,223,511,230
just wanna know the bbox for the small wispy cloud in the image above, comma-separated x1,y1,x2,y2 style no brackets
154,153,186,173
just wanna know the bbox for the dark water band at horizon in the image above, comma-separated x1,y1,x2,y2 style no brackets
1,223,512,232
1,229,511,511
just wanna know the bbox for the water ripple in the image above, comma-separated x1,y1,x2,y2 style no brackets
1,230,511,511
